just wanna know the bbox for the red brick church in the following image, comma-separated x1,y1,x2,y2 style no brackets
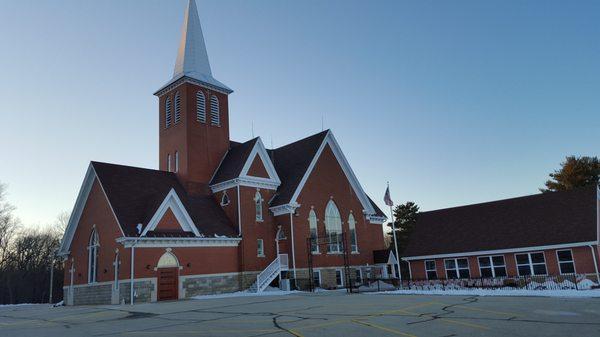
58,0,387,305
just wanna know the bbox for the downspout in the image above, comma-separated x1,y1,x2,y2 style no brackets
130,243,135,305
237,184,242,235
130,236,141,305
289,211,297,288
588,245,600,283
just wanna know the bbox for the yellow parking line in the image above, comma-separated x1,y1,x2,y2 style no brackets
352,319,417,337
440,318,489,330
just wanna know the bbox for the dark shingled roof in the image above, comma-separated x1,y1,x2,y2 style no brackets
210,138,258,185
403,185,598,258
92,161,237,238
373,249,393,264
268,130,329,206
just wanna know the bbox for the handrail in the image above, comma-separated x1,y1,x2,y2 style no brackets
256,255,281,292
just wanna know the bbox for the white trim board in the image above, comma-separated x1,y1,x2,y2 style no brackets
239,138,281,183
141,188,201,237
402,241,599,261
285,130,376,216
117,237,241,248
58,164,124,256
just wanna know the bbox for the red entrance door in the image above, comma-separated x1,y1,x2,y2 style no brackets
157,267,178,301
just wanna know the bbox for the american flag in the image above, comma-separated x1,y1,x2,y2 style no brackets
384,185,393,207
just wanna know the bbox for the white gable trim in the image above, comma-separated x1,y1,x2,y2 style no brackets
288,130,376,215
240,138,281,183
58,164,125,256
141,189,201,237
117,236,241,248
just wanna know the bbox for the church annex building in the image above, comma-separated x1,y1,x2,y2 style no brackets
57,0,388,305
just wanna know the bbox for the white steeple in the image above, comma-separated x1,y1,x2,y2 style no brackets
157,0,231,94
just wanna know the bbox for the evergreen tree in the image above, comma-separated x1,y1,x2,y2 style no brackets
541,156,600,192
387,201,419,255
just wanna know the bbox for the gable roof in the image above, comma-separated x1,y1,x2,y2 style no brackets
403,185,599,258
210,138,258,185
268,130,329,206
92,162,237,238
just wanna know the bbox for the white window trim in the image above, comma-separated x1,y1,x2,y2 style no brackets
335,268,344,287
424,260,437,280
87,229,99,284
312,270,321,287
113,250,120,290
348,212,358,253
515,251,547,276
257,239,265,257
220,191,230,206
556,249,576,275
308,208,319,254
254,191,263,222
167,154,172,172
444,258,470,279
210,95,220,126
325,200,343,253
196,90,206,123
477,255,507,278
175,151,179,173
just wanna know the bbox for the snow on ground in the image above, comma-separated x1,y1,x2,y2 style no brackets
192,286,298,300
370,288,600,298
0,303,46,309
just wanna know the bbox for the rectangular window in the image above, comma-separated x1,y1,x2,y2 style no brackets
257,239,264,257
557,250,575,274
313,270,321,287
354,269,362,284
478,255,507,278
335,269,344,287
425,260,437,279
175,151,179,173
167,154,171,172
515,252,547,276
444,258,470,279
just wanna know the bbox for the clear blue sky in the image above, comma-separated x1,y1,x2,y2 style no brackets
0,0,598,227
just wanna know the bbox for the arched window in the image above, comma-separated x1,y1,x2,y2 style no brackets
325,200,342,253
175,151,179,173
87,228,100,283
196,91,206,123
221,191,230,206
348,212,358,253
174,92,181,124
165,97,172,128
309,209,319,253
157,251,179,268
254,191,263,221
210,95,220,126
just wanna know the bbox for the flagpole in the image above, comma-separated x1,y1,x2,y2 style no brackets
390,204,401,283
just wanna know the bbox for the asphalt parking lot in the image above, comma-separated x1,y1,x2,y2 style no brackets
1,291,600,337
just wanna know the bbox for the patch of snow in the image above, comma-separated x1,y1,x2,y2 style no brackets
192,286,299,300
358,280,397,292
53,300,64,307
369,288,600,298
0,303,45,309
577,279,598,290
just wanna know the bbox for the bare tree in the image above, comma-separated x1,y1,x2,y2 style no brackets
0,182,19,268
51,211,70,240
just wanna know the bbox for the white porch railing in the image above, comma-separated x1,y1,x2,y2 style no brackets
253,254,289,292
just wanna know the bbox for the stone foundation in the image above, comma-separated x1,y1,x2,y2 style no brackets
71,283,113,305
182,273,241,297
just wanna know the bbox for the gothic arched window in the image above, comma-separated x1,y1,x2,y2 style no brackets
210,95,220,126
174,92,181,124
348,212,358,252
254,191,263,221
87,228,100,283
165,97,172,128
309,209,319,253
196,91,206,123
325,200,342,253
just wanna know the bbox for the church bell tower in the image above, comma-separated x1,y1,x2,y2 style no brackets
154,0,233,195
